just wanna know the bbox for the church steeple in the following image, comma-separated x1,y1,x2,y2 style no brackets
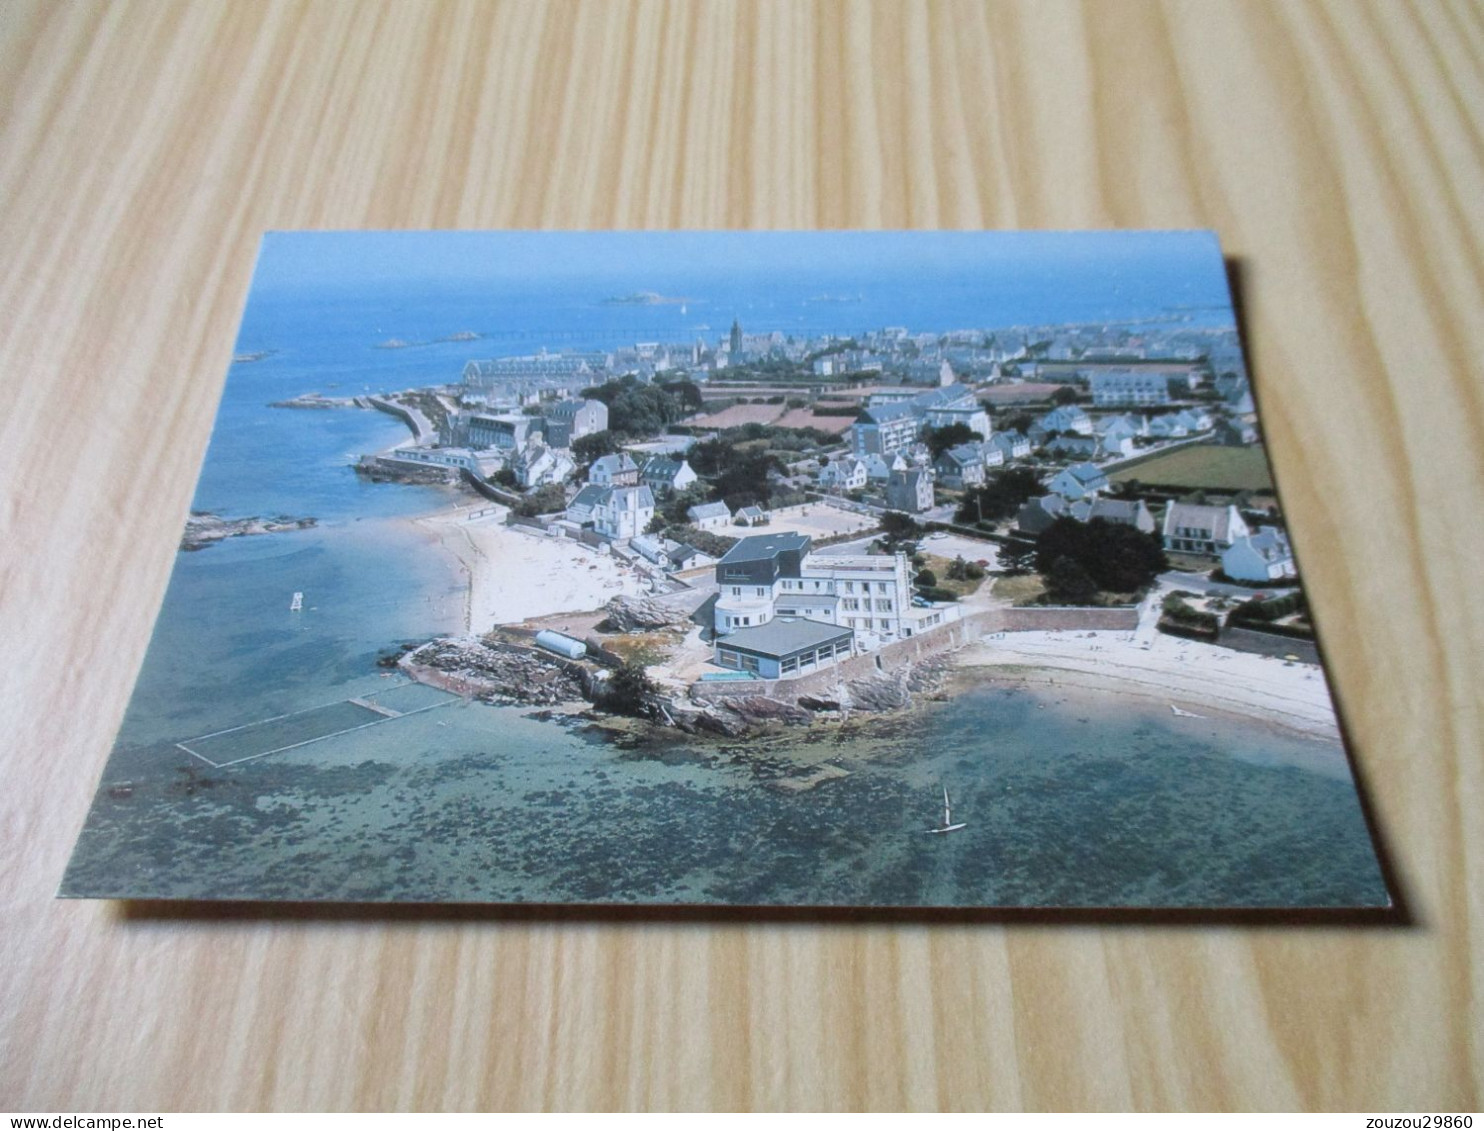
729,318,743,359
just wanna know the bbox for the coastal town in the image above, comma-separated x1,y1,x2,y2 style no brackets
274,313,1332,741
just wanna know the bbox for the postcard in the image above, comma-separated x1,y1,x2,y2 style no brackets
62,231,1389,909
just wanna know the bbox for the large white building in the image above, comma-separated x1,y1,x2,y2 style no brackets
1089,370,1173,406
711,532,956,651
851,386,991,457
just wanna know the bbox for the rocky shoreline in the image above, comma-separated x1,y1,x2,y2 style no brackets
180,511,317,552
397,631,955,740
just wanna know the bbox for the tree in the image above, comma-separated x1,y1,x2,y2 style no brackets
955,467,1045,524
878,510,922,549
1051,385,1081,406
946,555,968,581
1046,555,1098,605
1034,517,1168,595
916,568,938,588
999,539,1037,576
514,483,566,517
490,468,518,489
572,430,621,463
923,422,984,458
661,482,716,526
602,661,659,719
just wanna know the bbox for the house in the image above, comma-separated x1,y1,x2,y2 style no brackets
540,398,609,448
1222,527,1296,582
1037,405,1094,436
863,452,907,482
914,386,991,439
1044,435,1101,461
1082,497,1156,534
1047,462,1109,501
884,467,935,513
589,452,640,486
687,500,733,530
1089,370,1172,407
1213,417,1259,446
1162,502,1250,555
734,505,768,527
631,534,711,572
667,543,709,571
905,359,957,386
1097,414,1147,446
1145,414,1190,440
565,483,655,539
640,456,698,496
934,444,987,489
1016,493,1069,535
592,484,655,541
513,443,575,488
564,484,606,526
985,430,1032,461
818,457,868,491
1172,407,1212,433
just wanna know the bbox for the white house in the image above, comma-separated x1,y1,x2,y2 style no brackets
589,452,640,486
1037,405,1094,436
639,456,698,496
1047,462,1109,500
687,500,732,530
1222,526,1296,582
818,457,868,491
513,443,575,488
985,430,1032,461
592,484,655,541
1163,502,1250,555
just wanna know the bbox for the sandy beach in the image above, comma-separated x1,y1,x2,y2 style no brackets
953,627,1343,742
414,503,647,633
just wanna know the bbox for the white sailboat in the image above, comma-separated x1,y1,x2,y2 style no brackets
1169,703,1205,718
290,592,303,612
928,786,967,834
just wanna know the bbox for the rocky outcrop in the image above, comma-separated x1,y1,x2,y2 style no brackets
181,512,316,552
597,595,690,632
402,638,597,706
354,457,458,485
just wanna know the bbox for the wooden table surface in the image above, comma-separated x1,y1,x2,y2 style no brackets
2,0,1480,1112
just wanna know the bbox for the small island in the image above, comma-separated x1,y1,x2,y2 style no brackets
181,511,317,552
602,291,689,306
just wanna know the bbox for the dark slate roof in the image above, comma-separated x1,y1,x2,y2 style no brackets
862,402,917,424
718,617,854,659
718,532,811,566
688,501,731,520
568,484,606,508
1065,461,1107,485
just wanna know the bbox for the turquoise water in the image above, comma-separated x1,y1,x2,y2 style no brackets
62,250,1387,908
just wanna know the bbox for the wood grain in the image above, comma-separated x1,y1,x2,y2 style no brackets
1,0,1480,1111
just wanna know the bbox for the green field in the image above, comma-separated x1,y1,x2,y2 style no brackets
1112,444,1275,492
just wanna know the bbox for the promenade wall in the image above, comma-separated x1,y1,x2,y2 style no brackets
690,605,1138,702
1219,625,1321,665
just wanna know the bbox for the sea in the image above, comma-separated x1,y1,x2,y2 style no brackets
61,250,1390,909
